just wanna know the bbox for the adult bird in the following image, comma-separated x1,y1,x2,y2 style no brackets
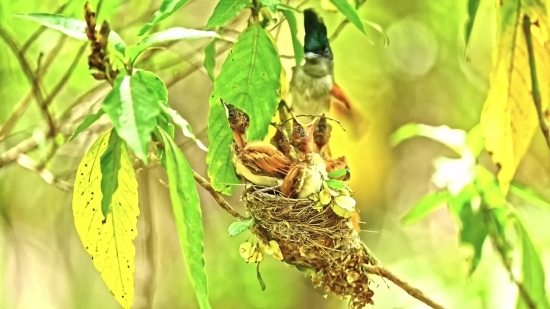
221,99,293,187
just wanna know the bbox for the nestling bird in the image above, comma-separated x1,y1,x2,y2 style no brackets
282,118,328,199
270,124,300,162
221,99,293,187
285,9,354,123
313,114,332,157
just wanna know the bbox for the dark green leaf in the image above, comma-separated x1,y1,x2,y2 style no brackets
515,220,550,309
158,128,210,309
509,183,550,211
326,179,345,189
103,72,162,163
401,191,447,225
260,0,281,13
281,9,304,66
228,218,255,236
328,0,366,34
14,13,126,55
99,131,123,217
138,0,191,36
447,183,478,216
204,0,250,30
466,124,485,157
327,168,348,178
464,0,481,48
458,200,488,275
204,38,217,81
206,23,282,194
68,109,105,142
160,105,208,151
130,28,233,64
256,262,266,291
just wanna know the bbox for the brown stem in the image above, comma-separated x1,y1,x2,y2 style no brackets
192,171,247,220
364,265,447,309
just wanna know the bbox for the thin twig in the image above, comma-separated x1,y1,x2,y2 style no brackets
363,265,447,309
192,171,247,220
21,3,67,52
14,154,73,191
522,15,550,149
329,0,368,41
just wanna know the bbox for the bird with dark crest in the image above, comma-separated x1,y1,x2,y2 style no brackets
221,99,293,187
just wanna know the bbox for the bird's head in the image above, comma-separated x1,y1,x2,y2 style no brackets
303,9,333,64
220,98,250,135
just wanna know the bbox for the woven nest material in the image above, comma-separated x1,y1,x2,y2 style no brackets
244,186,375,309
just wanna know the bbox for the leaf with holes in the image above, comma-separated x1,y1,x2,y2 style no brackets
204,0,250,29
138,0,191,35
206,23,282,194
14,13,126,55
103,72,162,163
158,128,210,309
480,1,550,194
72,129,139,309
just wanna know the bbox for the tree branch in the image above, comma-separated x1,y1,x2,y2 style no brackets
192,170,247,220
14,154,73,191
363,265,447,309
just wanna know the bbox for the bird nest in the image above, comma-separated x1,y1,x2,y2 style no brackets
242,185,375,309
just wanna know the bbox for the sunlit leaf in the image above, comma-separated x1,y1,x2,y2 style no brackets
13,13,126,55
160,105,208,152
228,218,255,236
321,0,355,12
515,219,550,309
390,123,467,155
281,9,304,66
103,72,162,163
68,109,105,142
466,124,485,157
328,0,366,34
509,183,550,211
401,191,447,225
327,168,348,178
476,166,508,209
158,128,210,309
464,0,481,48
130,28,234,64
206,23,282,194
260,0,281,13
99,131,123,217
135,70,168,106
72,129,139,309
278,3,302,13
480,0,550,194
326,179,345,189
204,0,250,30
204,38,217,81
138,0,191,36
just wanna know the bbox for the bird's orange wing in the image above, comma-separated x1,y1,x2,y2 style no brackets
241,142,292,175
281,164,305,198
331,82,352,111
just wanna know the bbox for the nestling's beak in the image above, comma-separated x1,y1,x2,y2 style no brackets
220,98,230,119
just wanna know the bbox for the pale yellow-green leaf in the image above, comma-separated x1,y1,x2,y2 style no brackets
480,0,550,194
72,129,139,309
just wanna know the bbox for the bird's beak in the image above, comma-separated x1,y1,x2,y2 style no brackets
220,98,230,118
304,52,320,60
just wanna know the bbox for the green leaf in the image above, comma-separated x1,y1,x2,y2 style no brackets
277,3,302,13
260,0,281,13
327,168,348,178
68,109,105,142
158,128,210,309
160,105,208,151
135,70,168,106
228,218,255,236
458,198,488,275
390,123,467,155
204,38,217,81
466,124,485,157
130,28,234,64
99,131,123,217
326,179,345,189
447,183,478,217
72,129,139,309
204,0,250,30
328,0,366,34
103,72,162,163
464,0,481,48
256,263,266,291
476,167,507,209
515,220,550,309
281,9,304,66
206,23,282,194
401,191,447,225
138,0,191,36
13,13,126,55
509,183,550,211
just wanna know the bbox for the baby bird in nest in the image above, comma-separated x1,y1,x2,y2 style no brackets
313,114,332,158
221,99,292,187
281,118,328,199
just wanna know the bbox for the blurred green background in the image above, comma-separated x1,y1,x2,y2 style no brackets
1,0,549,308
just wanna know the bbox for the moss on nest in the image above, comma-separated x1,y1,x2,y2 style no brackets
243,186,375,309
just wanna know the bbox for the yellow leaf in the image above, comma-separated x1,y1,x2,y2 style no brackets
480,1,550,194
72,129,139,309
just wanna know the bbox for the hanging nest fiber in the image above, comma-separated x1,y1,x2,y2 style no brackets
243,185,375,309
